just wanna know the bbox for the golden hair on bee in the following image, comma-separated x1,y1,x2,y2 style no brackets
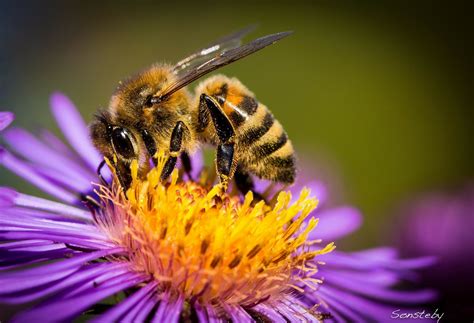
90,28,296,195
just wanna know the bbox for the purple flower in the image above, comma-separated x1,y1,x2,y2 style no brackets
394,185,474,320
395,185,474,266
0,93,435,322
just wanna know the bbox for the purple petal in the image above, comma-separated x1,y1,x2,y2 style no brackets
319,250,434,275
0,248,72,269
280,297,319,322
0,210,95,231
305,180,328,205
132,292,160,322
0,147,77,203
273,298,318,322
322,271,437,303
12,272,146,322
165,297,184,323
253,177,285,197
253,304,286,323
204,304,221,323
270,300,295,321
0,243,64,253
318,251,379,270
316,285,432,322
188,149,204,180
0,231,113,250
252,177,268,195
381,256,438,270
0,186,17,207
0,112,14,131
0,247,121,278
59,268,136,298
0,217,103,240
353,247,438,269
1,207,87,225
94,282,157,322
323,248,437,271
315,287,368,321
351,247,437,271
0,240,54,250
121,283,158,321
11,190,91,221
352,247,399,260
153,296,184,323
224,305,255,322
0,264,77,293
0,263,125,304
35,166,92,193
49,92,102,170
193,303,210,323
3,127,93,184
40,129,78,158
0,245,65,258
320,269,399,287
310,206,362,241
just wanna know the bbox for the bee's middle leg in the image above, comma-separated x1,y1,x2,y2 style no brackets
199,94,236,188
161,121,187,181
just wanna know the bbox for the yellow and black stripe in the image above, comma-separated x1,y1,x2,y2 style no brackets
198,75,296,184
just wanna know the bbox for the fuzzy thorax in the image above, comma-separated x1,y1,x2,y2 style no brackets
95,155,335,309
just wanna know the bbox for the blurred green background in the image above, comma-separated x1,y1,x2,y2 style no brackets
1,1,473,250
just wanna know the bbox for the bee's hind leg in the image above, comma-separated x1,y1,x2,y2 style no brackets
161,121,187,181
234,168,266,203
180,152,193,181
200,94,236,189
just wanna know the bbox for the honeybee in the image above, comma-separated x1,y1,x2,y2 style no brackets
90,27,296,194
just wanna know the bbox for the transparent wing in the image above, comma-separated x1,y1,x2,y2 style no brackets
155,31,292,103
173,25,257,75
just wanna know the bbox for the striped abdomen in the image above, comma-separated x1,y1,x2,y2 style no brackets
195,75,296,184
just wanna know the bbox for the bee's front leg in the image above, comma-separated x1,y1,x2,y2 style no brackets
161,121,187,181
96,159,108,185
199,94,236,189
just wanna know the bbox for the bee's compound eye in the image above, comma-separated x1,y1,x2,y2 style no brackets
111,127,135,159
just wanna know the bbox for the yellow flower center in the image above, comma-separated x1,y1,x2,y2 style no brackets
96,154,334,308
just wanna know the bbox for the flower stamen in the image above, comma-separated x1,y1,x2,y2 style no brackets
94,153,335,311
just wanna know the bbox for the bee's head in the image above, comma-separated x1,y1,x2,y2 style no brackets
90,111,141,190
109,64,190,139
109,64,190,116
90,65,191,189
